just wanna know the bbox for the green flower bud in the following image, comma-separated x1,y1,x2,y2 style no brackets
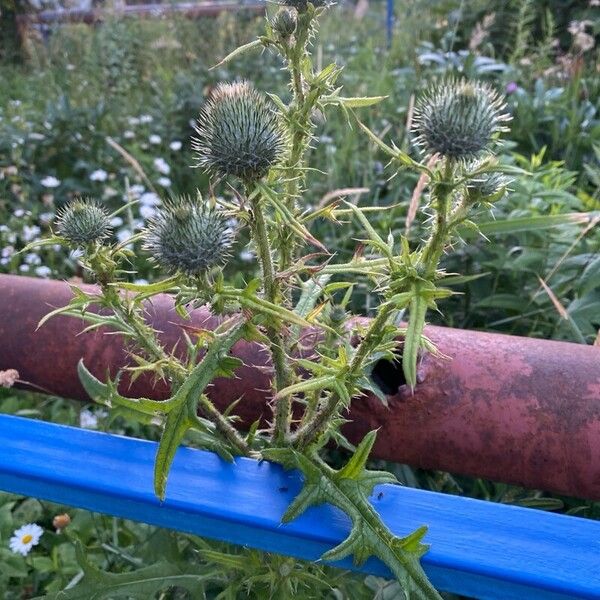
271,8,297,39
192,81,286,183
412,79,510,161
144,196,234,276
56,199,111,246
467,172,510,204
329,305,347,327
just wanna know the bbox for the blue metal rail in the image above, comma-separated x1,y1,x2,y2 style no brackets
0,414,599,599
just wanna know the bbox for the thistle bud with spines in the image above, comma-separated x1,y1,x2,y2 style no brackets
412,78,510,162
271,8,297,39
143,195,234,277
192,81,286,183
56,198,111,247
466,171,511,204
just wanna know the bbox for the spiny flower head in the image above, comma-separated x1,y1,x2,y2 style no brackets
412,79,510,161
192,81,286,183
144,195,234,276
271,8,297,39
467,171,511,203
56,198,111,246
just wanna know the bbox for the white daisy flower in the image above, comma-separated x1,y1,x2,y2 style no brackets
123,130,135,139
157,177,171,188
89,169,108,182
9,523,43,556
169,140,182,151
140,114,153,124
149,134,161,145
40,176,60,188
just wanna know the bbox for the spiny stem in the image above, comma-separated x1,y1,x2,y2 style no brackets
293,302,396,449
197,394,250,455
248,190,292,444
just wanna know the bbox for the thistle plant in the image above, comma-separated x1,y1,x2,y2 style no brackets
32,4,515,598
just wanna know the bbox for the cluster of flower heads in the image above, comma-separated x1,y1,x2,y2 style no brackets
143,195,235,276
412,78,510,162
192,81,286,183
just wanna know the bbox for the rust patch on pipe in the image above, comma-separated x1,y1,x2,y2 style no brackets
1,274,599,500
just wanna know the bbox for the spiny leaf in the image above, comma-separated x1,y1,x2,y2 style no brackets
155,405,195,500
263,434,441,599
337,430,377,480
78,361,172,416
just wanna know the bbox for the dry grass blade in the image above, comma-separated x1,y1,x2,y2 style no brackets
106,136,159,195
405,154,438,234
318,187,369,209
537,276,568,320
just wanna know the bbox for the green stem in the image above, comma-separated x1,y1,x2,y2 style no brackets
197,394,250,455
419,160,453,277
249,191,292,444
292,303,396,449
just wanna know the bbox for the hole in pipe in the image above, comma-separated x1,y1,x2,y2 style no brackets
370,356,407,397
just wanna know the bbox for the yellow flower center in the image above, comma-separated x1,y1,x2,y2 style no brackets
21,534,33,544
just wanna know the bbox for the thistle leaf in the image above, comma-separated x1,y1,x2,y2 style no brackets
155,405,196,500
263,432,441,599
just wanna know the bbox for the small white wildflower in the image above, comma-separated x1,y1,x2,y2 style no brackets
139,205,157,220
89,169,108,182
124,130,135,139
80,409,99,429
39,212,55,225
117,228,133,243
24,253,41,266
140,192,160,206
22,225,41,242
157,177,171,188
13,208,25,218
140,114,153,124
103,186,118,198
169,140,182,151
128,117,140,126
35,266,51,278
9,523,43,556
153,157,170,175
40,176,60,188
239,249,255,262
149,134,161,145
18,264,30,273
1,246,15,258
110,216,124,227
0,258,9,265
134,278,148,285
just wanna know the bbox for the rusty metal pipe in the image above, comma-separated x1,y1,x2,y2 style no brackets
1,274,599,500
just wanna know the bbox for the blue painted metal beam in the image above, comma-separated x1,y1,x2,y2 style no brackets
0,414,599,599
